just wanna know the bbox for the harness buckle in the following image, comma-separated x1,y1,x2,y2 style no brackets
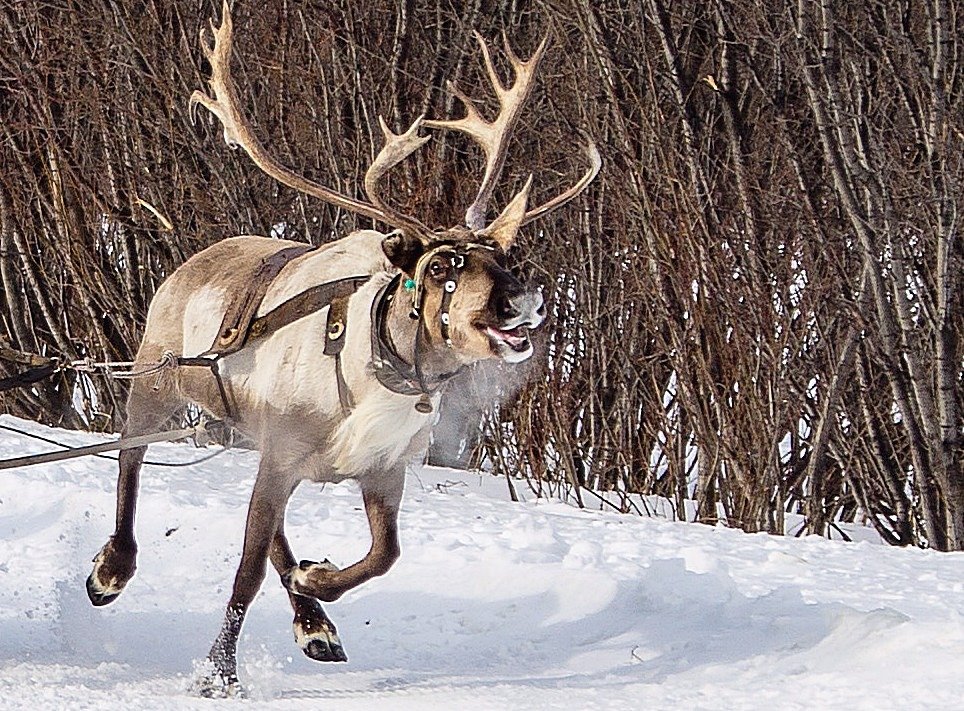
415,394,433,414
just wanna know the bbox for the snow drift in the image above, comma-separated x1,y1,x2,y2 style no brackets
0,415,962,710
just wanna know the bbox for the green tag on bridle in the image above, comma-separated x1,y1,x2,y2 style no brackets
403,278,416,291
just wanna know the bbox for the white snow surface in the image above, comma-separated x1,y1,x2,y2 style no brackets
0,414,962,710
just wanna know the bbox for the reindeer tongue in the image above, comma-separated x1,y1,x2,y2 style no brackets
486,326,528,349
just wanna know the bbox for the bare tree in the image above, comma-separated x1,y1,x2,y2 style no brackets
2,0,961,548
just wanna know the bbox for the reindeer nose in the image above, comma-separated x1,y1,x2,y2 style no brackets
496,293,522,320
495,288,545,328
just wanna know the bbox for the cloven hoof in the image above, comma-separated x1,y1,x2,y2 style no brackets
304,637,349,663
190,667,244,699
85,573,122,607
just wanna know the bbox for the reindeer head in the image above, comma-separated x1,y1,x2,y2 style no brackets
381,230,544,364
191,2,600,367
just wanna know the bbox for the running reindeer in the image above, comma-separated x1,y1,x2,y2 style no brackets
86,2,598,696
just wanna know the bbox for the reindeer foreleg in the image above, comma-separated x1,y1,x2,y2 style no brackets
193,458,293,698
269,520,348,662
281,474,402,603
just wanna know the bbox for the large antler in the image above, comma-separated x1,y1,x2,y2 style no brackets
425,33,601,231
424,33,546,231
189,1,431,236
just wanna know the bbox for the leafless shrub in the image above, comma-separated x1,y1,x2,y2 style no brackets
1,0,960,548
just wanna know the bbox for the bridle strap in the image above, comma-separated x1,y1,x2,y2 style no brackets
408,242,495,348
438,266,460,346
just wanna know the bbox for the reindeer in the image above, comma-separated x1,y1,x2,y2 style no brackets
85,2,598,697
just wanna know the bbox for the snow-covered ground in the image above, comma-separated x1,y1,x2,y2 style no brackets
0,414,962,710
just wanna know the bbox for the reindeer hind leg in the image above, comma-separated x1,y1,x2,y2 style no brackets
87,376,183,606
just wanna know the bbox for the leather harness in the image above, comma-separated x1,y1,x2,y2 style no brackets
1,241,493,421
192,241,481,421
204,244,317,356
195,244,370,418
370,274,466,413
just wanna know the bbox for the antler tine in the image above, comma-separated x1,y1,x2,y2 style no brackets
189,4,236,143
189,1,429,234
364,116,433,236
424,32,549,231
520,140,601,225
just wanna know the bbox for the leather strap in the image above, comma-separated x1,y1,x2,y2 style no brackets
370,276,425,396
0,361,58,392
323,294,353,356
174,355,237,422
232,274,371,417
437,264,461,346
196,241,370,418
333,354,354,414
205,272,369,418
249,275,371,346
325,294,356,415
204,244,316,357
369,275,465,400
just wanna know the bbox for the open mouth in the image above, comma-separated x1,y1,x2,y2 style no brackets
483,325,531,354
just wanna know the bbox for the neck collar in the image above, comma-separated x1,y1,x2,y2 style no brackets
370,274,465,409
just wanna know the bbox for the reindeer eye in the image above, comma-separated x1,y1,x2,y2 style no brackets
428,260,447,279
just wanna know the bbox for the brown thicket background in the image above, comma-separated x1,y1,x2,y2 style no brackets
1,0,961,549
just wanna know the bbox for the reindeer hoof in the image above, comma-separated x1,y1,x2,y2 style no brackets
304,637,349,663
190,672,244,699
85,574,122,607
86,540,136,607
190,657,245,699
281,558,340,598
294,613,348,663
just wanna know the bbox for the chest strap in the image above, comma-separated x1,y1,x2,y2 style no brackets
204,244,317,358
252,275,370,416
238,274,371,418
247,275,371,346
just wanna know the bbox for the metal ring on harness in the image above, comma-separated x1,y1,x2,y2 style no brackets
328,321,345,340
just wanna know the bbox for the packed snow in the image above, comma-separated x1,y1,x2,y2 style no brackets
0,414,962,710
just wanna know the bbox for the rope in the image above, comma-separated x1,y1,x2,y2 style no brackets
1,345,182,389
69,351,180,379
1,346,235,470
0,423,229,468
0,421,222,471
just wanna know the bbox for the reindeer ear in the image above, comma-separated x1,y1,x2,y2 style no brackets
381,230,426,274
479,176,533,250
